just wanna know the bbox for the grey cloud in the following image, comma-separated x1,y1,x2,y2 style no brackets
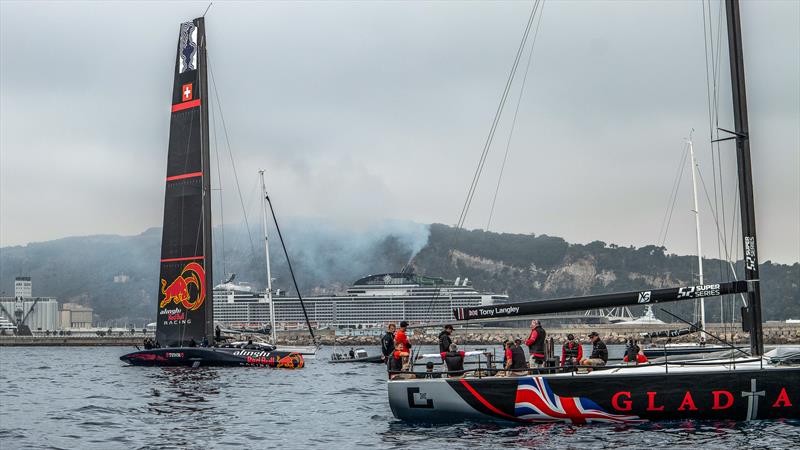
1,1,797,264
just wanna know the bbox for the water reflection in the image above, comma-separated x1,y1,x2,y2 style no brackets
145,367,221,416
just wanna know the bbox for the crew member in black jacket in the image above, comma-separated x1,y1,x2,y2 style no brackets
441,343,466,377
525,319,547,367
580,331,608,370
438,324,454,353
381,323,396,362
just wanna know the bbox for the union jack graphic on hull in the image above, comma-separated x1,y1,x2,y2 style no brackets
514,377,642,424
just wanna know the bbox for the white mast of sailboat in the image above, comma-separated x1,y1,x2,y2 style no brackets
259,169,278,345
687,132,706,344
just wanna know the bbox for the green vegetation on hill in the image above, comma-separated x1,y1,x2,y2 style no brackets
411,224,799,323
1,222,797,325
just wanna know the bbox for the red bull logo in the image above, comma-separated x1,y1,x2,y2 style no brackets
277,353,304,369
160,262,206,310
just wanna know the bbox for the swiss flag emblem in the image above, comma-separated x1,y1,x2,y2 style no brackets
182,83,193,102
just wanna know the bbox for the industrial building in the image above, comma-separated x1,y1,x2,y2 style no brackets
60,303,94,329
0,276,60,332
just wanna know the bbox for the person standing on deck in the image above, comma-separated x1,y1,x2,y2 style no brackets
381,323,396,362
510,339,528,374
525,319,547,367
395,321,411,353
438,324,454,353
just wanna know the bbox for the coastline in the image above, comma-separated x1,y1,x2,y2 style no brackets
1,322,797,347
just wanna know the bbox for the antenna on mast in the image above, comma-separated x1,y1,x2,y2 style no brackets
203,2,213,17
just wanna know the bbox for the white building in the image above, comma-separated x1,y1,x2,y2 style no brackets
14,276,32,298
0,298,59,332
1,277,59,332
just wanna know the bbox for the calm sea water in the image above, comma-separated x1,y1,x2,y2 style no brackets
0,345,798,449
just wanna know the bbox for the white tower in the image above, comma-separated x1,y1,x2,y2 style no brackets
14,277,32,298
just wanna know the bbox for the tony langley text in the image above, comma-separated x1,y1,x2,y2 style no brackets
468,306,520,318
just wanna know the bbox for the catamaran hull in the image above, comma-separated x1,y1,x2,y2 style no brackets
120,347,304,368
388,368,800,423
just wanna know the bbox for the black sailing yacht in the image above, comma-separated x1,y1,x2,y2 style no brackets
387,0,799,422
120,17,304,368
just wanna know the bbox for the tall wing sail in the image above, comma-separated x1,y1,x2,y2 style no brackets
155,18,212,347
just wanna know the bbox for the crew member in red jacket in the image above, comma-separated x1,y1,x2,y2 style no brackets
560,333,583,367
388,342,410,377
623,339,649,364
525,319,547,367
395,320,411,352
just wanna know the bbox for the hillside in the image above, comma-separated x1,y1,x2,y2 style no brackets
1,222,797,325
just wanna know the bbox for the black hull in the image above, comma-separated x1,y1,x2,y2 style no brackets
388,366,800,423
329,355,384,364
120,347,304,369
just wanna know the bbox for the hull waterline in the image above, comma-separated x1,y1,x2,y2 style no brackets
388,362,799,423
120,347,304,369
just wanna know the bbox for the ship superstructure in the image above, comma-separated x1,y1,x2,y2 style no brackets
212,272,508,329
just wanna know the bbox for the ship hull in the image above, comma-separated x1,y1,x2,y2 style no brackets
120,347,304,369
388,365,800,423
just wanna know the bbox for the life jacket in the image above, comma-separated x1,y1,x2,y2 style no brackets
510,346,527,369
625,344,639,363
443,351,464,372
624,353,649,364
562,342,579,361
527,326,546,356
388,351,404,372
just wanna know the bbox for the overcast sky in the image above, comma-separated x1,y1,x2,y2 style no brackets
1,1,798,263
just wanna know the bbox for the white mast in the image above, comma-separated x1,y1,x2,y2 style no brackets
259,170,278,345
688,134,706,343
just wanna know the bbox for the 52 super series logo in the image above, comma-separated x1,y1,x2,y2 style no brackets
677,284,721,299
160,262,206,311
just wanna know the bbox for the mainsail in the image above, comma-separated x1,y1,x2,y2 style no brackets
155,18,213,347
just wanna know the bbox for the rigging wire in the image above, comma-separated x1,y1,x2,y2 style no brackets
209,75,227,278
486,0,546,231
702,0,725,327
656,143,690,247
208,59,258,260
264,188,318,344
702,0,736,330
419,0,543,337
456,0,540,232
414,2,544,360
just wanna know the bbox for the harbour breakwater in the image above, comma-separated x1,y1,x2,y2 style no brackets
2,322,797,347
315,322,800,347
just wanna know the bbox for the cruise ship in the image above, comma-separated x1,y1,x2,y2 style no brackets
213,272,508,329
